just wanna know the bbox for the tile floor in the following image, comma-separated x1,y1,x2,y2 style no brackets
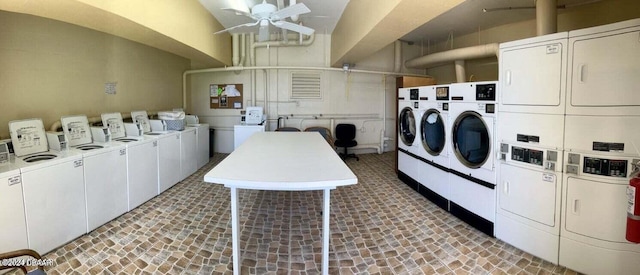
17,152,581,274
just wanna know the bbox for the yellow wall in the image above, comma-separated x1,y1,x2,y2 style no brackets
0,0,230,68
0,11,190,139
423,0,640,83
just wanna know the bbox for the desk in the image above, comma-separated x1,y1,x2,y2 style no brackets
204,132,357,275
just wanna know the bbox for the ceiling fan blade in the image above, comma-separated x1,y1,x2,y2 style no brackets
270,3,310,21
272,21,315,36
221,7,250,17
214,21,260,34
258,22,270,42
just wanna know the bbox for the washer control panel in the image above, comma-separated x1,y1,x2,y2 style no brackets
583,157,627,177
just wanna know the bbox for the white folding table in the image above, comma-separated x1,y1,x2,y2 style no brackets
204,132,358,275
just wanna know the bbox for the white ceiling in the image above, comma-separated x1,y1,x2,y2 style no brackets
200,0,601,44
198,0,349,36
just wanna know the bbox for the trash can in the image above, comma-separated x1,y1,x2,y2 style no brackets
209,128,215,157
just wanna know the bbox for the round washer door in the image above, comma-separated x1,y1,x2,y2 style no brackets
452,111,490,168
420,109,445,156
399,107,416,146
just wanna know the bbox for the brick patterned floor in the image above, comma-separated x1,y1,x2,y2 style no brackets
13,152,580,274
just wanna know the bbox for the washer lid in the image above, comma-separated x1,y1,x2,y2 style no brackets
101,112,126,139
8,118,49,157
131,111,151,133
61,115,93,147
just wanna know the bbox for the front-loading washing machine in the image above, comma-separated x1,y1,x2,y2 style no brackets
9,118,85,254
131,110,181,194
559,18,640,275
61,115,128,233
0,149,29,253
448,81,498,236
415,85,451,211
495,32,568,264
103,112,160,211
397,87,421,189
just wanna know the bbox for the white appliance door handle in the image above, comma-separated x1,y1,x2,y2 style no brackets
505,70,511,86
572,199,580,214
578,64,587,83
503,181,509,194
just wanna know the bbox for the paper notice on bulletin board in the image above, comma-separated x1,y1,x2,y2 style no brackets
210,84,243,109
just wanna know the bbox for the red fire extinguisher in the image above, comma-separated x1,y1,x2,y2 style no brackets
627,162,640,243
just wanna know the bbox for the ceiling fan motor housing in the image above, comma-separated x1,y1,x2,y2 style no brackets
252,2,277,19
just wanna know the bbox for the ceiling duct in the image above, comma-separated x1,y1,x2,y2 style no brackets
404,0,566,81
536,0,558,36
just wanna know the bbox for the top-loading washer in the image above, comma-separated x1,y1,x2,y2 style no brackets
131,110,181,194
415,85,451,211
102,112,159,211
185,115,211,169
559,18,640,275
0,148,29,253
495,32,568,264
9,118,85,254
61,115,128,233
397,87,421,189
448,81,498,236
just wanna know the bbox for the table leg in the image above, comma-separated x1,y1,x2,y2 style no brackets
230,187,240,275
322,188,330,275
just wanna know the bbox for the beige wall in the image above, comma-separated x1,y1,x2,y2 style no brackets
0,11,190,139
419,0,640,83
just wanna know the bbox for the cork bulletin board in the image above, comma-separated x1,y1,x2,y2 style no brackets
210,84,243,109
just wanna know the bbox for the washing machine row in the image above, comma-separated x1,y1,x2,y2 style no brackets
397,81,498,237
0,111,209,256
494,18,640,274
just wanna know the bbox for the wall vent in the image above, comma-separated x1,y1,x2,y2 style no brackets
290,71,322,99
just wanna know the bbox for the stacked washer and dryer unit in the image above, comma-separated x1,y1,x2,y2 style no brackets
495,19,640,273
496,32,568,264
559,19,640,274
448,81,498,236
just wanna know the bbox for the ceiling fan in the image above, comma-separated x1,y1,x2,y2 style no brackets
215,0,315,42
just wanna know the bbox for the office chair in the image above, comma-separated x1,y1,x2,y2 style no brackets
274,127,301,132
0,249,46,274
304,127,334,147
334,124,359,161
